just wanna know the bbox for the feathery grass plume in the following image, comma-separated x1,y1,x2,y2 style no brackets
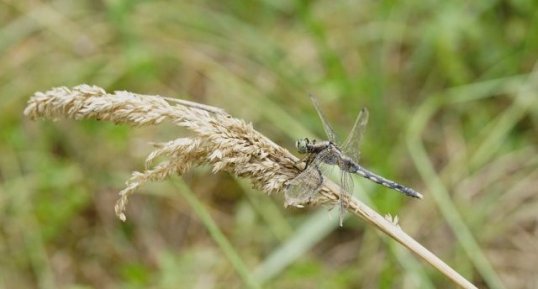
24,85,478,289
23,84,320,221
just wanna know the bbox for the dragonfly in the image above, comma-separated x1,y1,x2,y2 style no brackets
285,95,423,225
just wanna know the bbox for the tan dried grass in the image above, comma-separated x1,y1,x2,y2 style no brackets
24,84,478,289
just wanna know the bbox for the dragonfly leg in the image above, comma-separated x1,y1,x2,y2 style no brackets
303,154,316,169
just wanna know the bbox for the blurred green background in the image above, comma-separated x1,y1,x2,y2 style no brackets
1,1,537,288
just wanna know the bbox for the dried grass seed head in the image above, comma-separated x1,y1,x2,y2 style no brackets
24,85,317,221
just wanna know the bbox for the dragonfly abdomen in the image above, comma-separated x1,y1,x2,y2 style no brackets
350,163,423,199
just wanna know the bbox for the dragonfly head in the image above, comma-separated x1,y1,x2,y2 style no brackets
295,138,310,154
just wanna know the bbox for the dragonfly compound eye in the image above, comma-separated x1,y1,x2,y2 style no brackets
296,138,309,154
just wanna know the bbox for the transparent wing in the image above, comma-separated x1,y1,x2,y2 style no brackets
285,151,331,207
310,94,337,143
341,107,369,163
338,171,354,226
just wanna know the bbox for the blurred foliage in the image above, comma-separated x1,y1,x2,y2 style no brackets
1,0,537,288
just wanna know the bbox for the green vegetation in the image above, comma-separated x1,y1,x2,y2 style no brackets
1,1,537,288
